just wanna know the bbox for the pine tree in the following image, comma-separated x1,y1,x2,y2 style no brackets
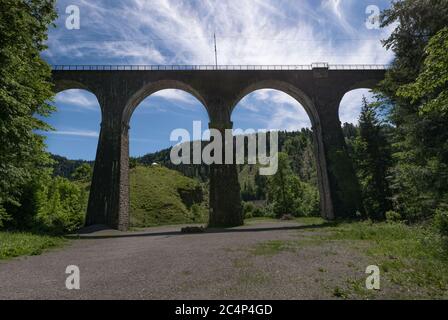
379,1,448,221
353,97,392,220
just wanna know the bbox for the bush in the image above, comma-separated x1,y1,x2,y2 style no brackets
243,202,255,219
385,210,402,222
190,204,206,222
252,207,264,218
244,211,253,219
262,203,276,218
35,176,88,234
434,207,448,238
294,182,320,217
71,163,92,182
0,206,11,229
129,158,138,169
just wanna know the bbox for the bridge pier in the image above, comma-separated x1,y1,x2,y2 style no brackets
86,97,130,231
315,97,362,219
207,120,243,228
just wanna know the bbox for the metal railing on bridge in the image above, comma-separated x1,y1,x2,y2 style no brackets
51,64,389,71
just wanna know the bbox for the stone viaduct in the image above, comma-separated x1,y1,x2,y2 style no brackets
51,64,386,231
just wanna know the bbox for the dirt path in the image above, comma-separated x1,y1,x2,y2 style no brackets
0,220,372,300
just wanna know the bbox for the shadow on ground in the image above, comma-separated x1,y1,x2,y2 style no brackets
68,221,338,240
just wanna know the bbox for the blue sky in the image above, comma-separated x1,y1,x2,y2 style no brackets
42,0,395,160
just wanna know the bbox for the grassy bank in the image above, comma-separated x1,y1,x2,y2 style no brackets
130,165,208,227
321,220,448,298
0,232,66,260
249,217,448,298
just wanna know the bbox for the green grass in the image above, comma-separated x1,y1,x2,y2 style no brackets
294,216,327,226
320,220,448,298
244,217,276,224
246,217,448,298
251,240,295,256
0,232,66,260
130,165,208,227
245,216,326,226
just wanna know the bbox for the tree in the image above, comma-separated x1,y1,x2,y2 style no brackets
71,163,93,182
353,98,392,220
268,153,301,218
397,27,448,116
0,1,57,217
378,1,448,221
380,0,448,103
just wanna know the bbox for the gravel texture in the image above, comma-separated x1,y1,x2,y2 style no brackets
0,221,370,300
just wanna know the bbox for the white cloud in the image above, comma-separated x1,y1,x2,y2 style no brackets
321,0,356,35
47,0,394,65
268,103,311,131
236,89,311,131
240,102,260,112
54,89,99,111
49,129,99,138
339,89,374,124
132,89,204,115
151,89,198,104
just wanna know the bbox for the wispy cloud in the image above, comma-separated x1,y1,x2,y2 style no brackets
339,89,373,124
48,129,99,138
151,89,198,104
321,0,356,35
54,89,99,111
46,0,394,65
235,89,311,131
132,89,205,116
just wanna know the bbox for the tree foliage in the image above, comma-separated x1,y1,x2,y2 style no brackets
0,0,56,210
267,152,319,218
397,27,448,115
378,0,448,222
34,176,88,234
71,163,93,182
352,98,392,220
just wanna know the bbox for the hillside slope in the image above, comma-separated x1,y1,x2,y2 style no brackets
129,166,208,227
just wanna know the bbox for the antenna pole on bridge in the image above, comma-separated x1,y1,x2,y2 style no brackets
214,32,218,69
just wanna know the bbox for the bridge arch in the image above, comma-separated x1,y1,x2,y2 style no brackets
123,80,209,125
47,89,102,157
230,81,332,219
52,79,103,121
230,80,319,128
53,79,92,94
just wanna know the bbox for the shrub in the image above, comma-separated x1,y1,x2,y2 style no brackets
252,207,264,218
434,207,448,238
385,210,402,222
35,176,87,234
71,163,92,182
244,211,253,219
0,205,11,229
262,203,276,218
129,158,138,169
294,182,320,217
243,202,255,219
190,204,206,222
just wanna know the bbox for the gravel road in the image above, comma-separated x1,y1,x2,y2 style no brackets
0,220,369,300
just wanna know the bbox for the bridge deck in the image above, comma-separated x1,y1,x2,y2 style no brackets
51,64,389,71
